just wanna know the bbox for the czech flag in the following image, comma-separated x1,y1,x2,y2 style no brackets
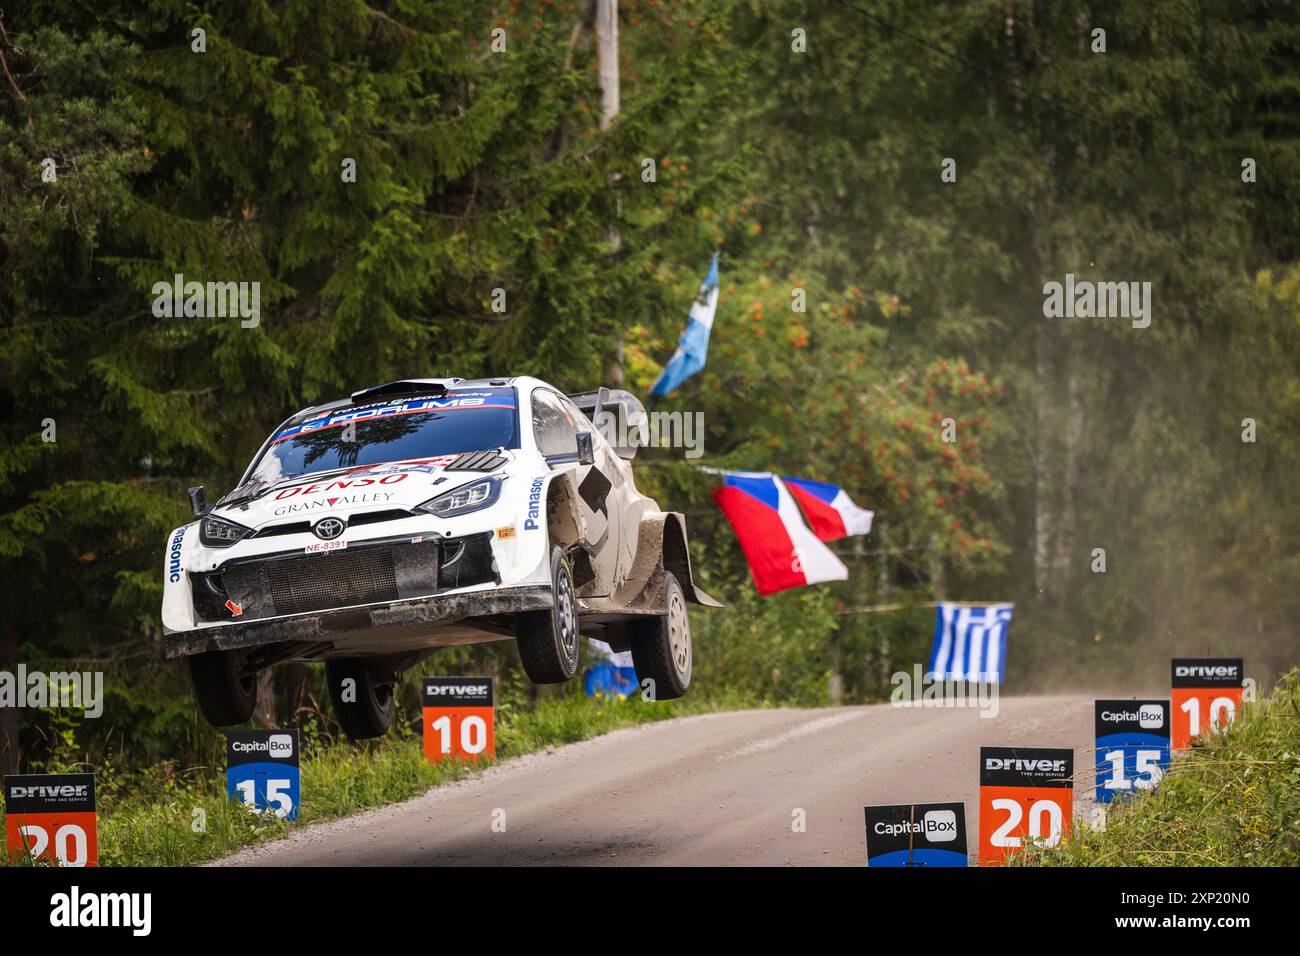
784,477,874,542
712,471,849,596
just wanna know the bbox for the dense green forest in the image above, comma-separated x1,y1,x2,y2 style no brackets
1,0,1298,775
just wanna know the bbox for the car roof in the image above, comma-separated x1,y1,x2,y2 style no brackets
284,377,540,426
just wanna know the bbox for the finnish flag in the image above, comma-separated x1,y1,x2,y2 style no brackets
651,253,719,397
927,603,1014,684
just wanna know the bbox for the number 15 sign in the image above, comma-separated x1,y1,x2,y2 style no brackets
1095,700,1170,804
423,677,494,764
226,729,300,821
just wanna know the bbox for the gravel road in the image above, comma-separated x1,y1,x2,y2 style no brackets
217,695,1099,866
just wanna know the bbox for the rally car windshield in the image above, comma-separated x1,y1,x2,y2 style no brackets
244,390,519,485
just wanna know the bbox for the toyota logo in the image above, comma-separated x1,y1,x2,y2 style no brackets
313,517,346,540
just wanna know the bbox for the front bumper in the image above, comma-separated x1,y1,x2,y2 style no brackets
163,585,554,659
189,531,500,625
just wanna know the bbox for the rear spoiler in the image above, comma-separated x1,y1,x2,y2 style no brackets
566,387,610,420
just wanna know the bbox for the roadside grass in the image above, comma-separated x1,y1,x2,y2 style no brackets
2,691,755,867
1018,669,1300,867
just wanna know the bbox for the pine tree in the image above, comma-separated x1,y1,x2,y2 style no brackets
0,0,743,766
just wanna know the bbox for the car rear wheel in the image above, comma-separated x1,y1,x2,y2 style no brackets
326,659,397,740
629,572,692,700
189,648,258,727
515,546,580,684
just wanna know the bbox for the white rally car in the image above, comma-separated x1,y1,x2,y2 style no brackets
162,377,719,738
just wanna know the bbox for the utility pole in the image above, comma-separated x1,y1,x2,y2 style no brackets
877,517,892,688
595,0,624,386
596,0,619,133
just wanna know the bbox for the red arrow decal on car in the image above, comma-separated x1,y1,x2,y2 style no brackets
225,600,243,617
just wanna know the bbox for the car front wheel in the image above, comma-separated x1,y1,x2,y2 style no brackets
515,546,580,684
189,648,258,727
326,659,397,740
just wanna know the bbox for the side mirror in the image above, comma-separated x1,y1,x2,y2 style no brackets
187,486,211,518
576,432,595,466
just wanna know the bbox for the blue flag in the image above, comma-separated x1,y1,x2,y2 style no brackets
583,639,639,699
651,253,720,397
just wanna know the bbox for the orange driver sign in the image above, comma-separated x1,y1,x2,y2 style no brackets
4,772,98,867
1171,658,1244,750
422,676,494,764
978,747,1073,866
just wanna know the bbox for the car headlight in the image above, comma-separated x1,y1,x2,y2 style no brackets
200,514,254,547
415,476,503,518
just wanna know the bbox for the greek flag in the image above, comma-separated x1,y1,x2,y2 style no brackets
927,603,1014,684
651,253,719,397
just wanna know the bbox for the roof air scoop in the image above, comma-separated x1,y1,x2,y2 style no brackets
350,379,461,403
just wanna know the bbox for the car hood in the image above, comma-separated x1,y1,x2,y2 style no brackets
211,454,516,529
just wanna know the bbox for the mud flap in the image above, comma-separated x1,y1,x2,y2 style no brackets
632,512,723,609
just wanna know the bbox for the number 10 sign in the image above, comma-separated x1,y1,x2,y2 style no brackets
1171,658,1243,750
423,677,494,764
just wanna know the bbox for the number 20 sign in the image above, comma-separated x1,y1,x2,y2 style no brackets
978,747,1073,866
423,677,494,764
4,772,98,867
1171,658,1243,750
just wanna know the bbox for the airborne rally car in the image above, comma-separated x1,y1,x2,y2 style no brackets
161,378,719,738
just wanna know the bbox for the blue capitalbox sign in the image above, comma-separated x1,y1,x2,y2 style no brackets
226,728,300,820
1094,700,1170,805
864,802,968,867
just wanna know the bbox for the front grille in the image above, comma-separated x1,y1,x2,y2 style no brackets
254,521,311,538
265,547,400,616
194,537,478,623
349,509,412,527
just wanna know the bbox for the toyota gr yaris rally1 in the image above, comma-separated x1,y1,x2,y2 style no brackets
161,377,718,738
